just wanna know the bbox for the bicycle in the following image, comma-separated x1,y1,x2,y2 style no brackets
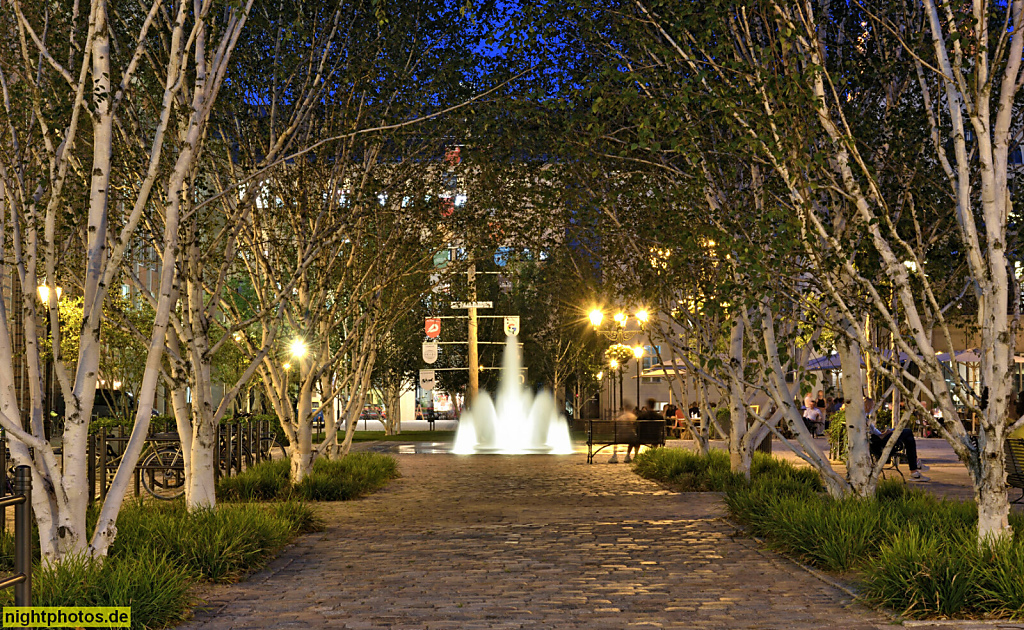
140,433,186,500
141,422,285,500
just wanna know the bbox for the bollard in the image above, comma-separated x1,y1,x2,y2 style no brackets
14,465,31,606
0,437,6,535
214,425,221,482
99,428,108,500
88,433,96,502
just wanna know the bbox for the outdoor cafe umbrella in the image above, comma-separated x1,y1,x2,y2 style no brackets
640,359,688,405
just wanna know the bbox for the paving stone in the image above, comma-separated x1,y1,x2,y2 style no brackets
181,453,901,629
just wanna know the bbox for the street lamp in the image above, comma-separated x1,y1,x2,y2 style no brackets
590,305,652,412
289,339,307,359
587,305,651,342
632,344,645,408
37,283,62,439
37,284,62,303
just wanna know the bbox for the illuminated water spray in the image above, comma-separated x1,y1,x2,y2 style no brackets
452,336,574,455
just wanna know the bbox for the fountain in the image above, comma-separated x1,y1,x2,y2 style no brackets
452,336,574,455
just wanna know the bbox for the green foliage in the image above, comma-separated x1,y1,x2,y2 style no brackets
217,459,292,501
217,453,400,502
726,476,1024,619
826,409,848,461
632,448,821,493
0,499,315,628
5,549,194,630
631,447,744,491
296,455,400,501
637,450,1024,617
110,501,305,582
271,500,326,535
88,414,287,445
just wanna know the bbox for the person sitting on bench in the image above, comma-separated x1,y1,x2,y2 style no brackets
865,397,929,481
803,404,825,437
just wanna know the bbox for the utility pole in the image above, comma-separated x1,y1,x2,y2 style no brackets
467,264,479,405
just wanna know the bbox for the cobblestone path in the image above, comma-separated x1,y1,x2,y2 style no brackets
180,453,963,629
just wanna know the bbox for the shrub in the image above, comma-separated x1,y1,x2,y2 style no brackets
0,549,192,629
826,409,848,461
111,501,298,582
295,454,400,501
272,500,325,534
631,448,744,491
217,452,400,502
725,473,1024,619
862,527,981,618
217,459,291,501
633,448,822,494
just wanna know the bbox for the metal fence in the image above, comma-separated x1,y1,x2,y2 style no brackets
0,466,32,606
87,418,282,501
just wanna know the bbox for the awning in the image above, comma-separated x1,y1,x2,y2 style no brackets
640,358,688,378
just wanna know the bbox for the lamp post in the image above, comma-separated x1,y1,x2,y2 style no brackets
632,344,644,409
37,284,62,439
287,338,308,420
589,305,650,412
609,359,617,415
595,370,604,420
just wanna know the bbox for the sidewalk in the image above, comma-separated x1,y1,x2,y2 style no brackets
178,452,1005,630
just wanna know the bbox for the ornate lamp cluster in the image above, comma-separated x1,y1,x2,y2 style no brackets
589,306,652,415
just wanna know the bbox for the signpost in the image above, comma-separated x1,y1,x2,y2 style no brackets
421,266,521,406
450,301,493,309
419,369,435,391
425,318,441,339
503,316,520,336
422,342,438,364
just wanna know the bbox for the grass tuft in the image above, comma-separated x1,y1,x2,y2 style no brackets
111,500,300,582
218,452,400,502
0,547,193,629
217,459,291,501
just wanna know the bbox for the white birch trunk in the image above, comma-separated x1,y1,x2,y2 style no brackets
837,323,873,496
726,315,750,477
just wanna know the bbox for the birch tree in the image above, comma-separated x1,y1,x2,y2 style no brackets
572,0,1023,540
0,0,253,561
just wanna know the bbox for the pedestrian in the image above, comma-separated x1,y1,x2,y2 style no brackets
628,398,662,463
803,391,815,411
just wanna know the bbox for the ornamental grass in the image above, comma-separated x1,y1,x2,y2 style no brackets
634,447,1024,619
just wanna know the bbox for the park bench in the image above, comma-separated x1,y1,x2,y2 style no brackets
1006,438,1024,504
587,419,665,464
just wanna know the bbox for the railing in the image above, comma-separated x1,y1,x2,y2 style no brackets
88,419,281,501
0,466,32,606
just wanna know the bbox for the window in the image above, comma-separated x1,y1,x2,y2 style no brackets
1011,147,1023,165
494,247,513,266
642,345,661,371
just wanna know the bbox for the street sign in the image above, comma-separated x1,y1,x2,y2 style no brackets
422,342,439,364
425,318,441,339
450,301,493,309
503,316,520,337
419,369,436,391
